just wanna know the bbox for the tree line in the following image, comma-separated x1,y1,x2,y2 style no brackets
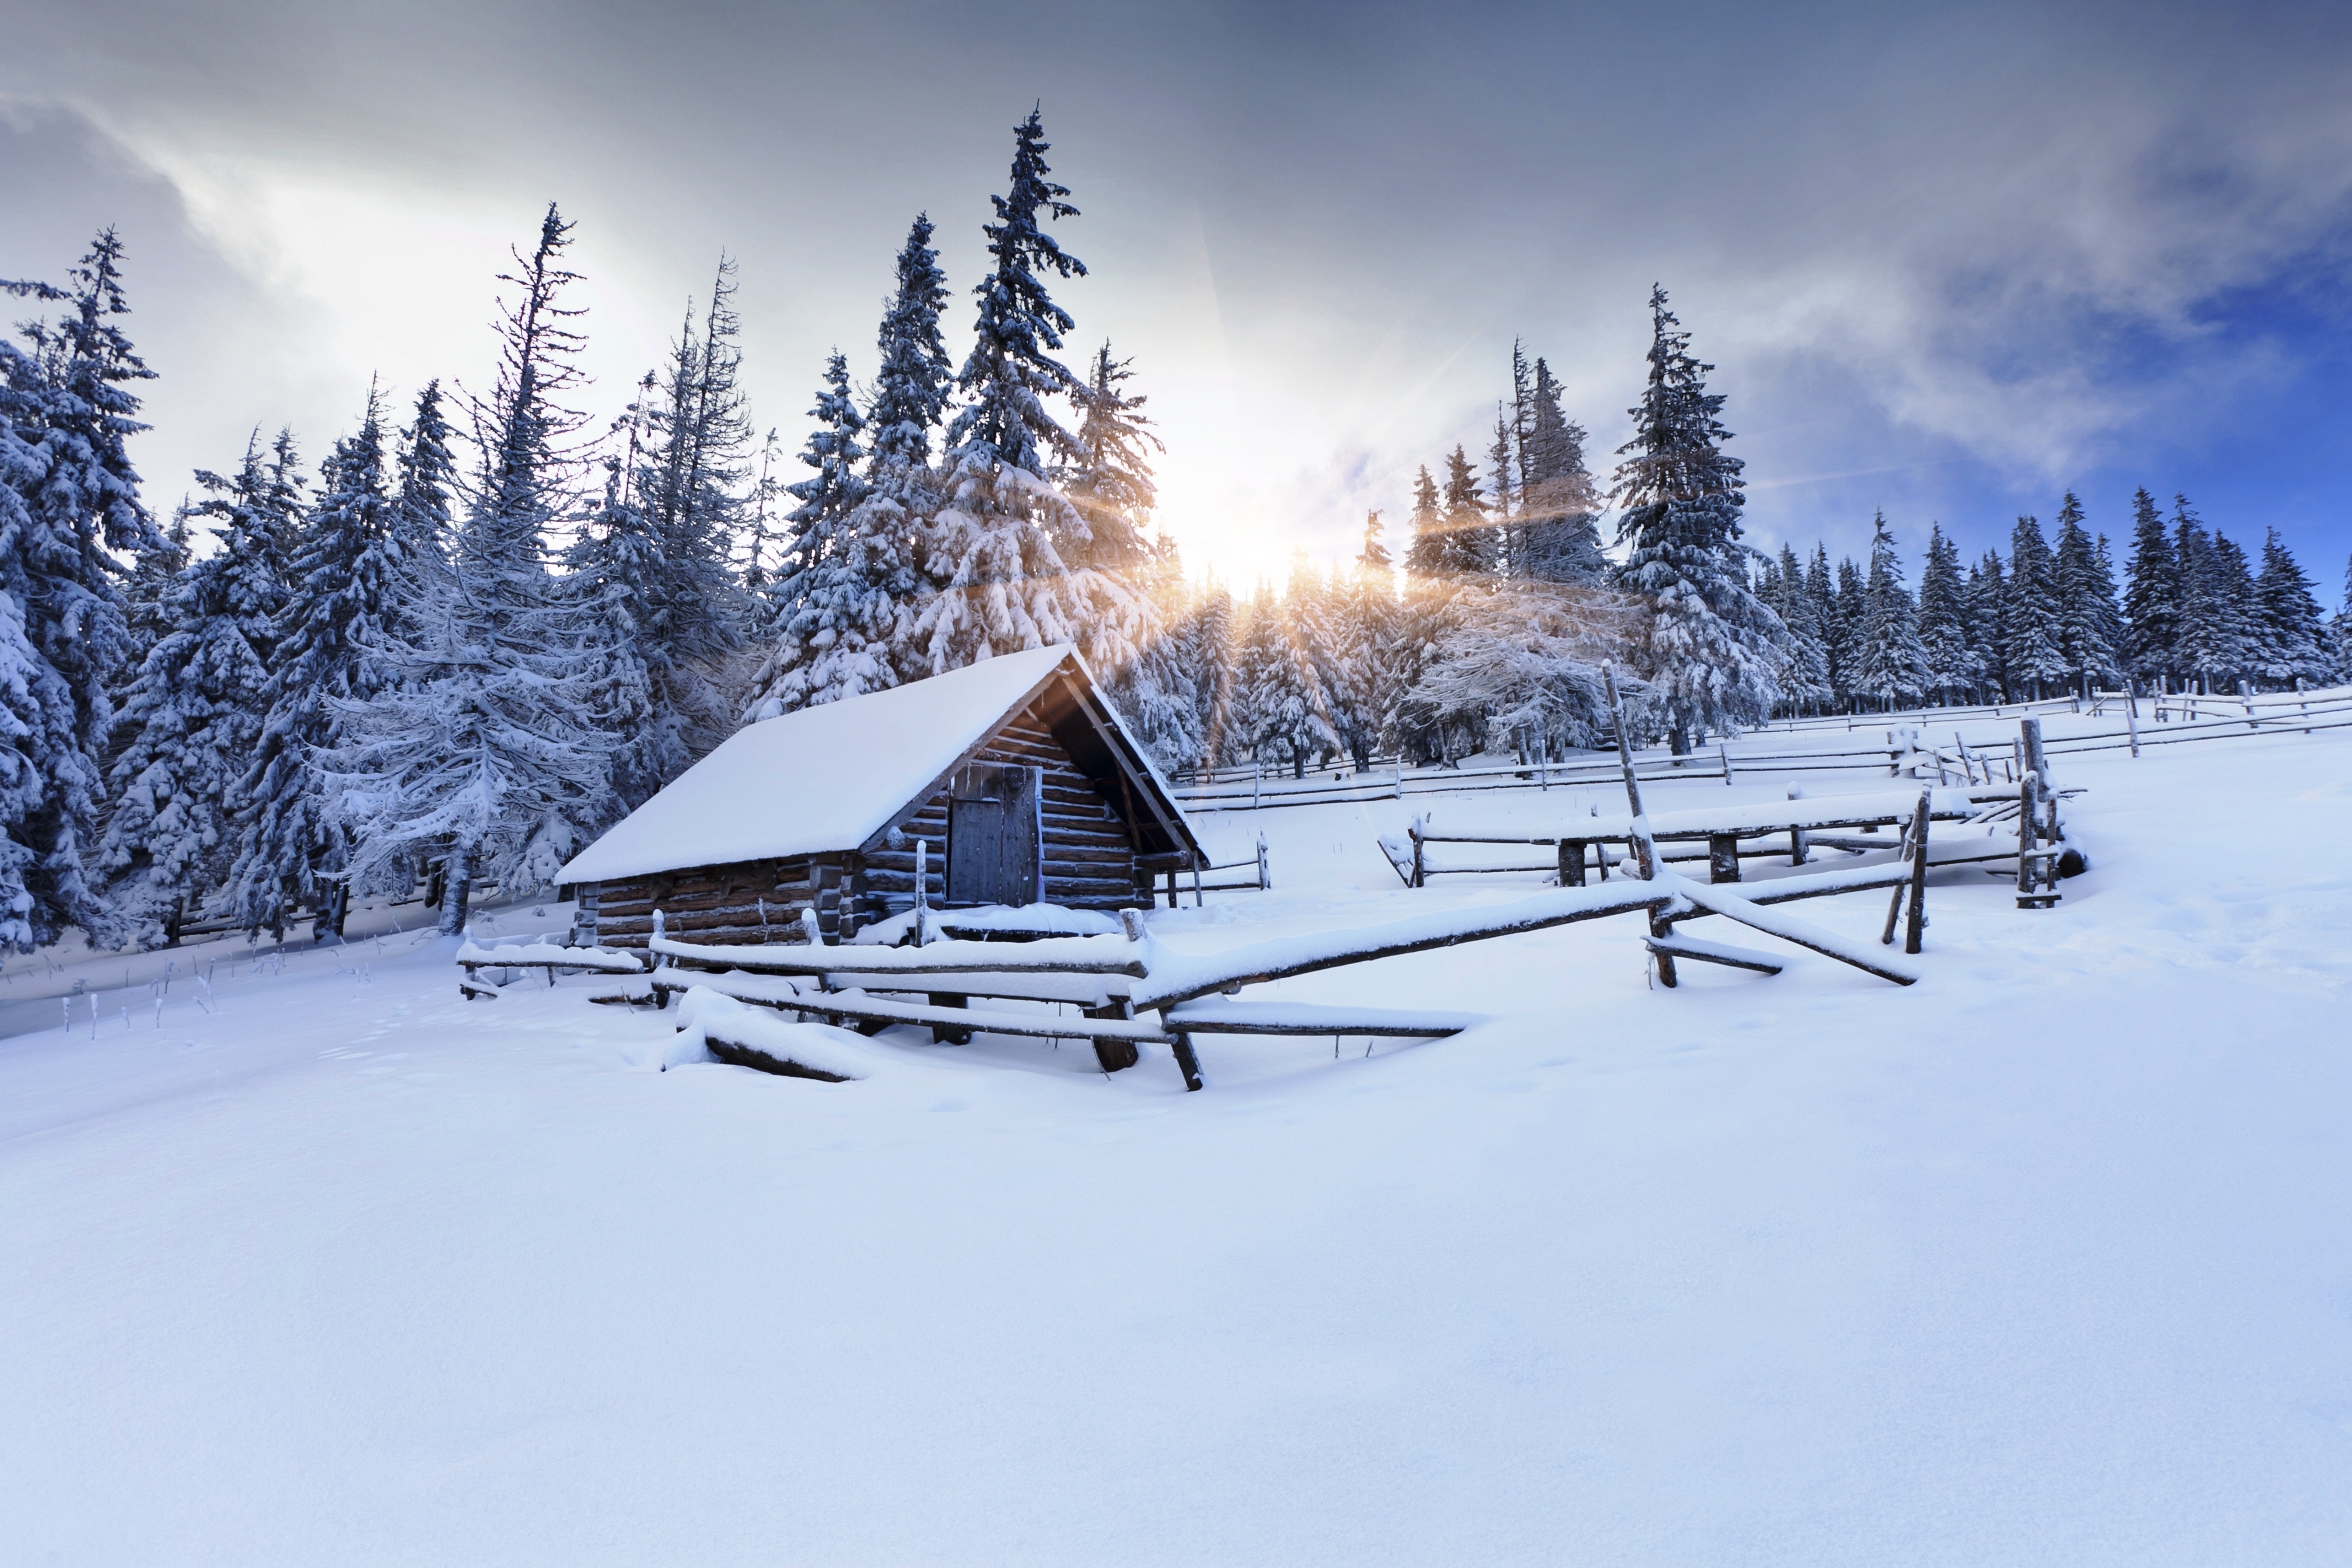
3,112,2346,954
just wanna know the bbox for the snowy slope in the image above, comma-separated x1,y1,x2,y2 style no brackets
4,731,2351,1564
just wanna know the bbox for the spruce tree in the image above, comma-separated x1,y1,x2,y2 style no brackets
1064,340,1162,575
1970,551,2009,700
2120,486,2177,686
1610,287,1783,746
1850,510,1930,708
324,205,618,933
1769,541,1833,712
2001,516,2066,698
101,433,303,938
914,109,1140,678
631,259,754,764
0,233,164,947
563,402,666,807
1402,463,1446,579
748,350,898,715
1485,404,1517,574
1518,356,1606,583
1190,580,1237,766
2208,531,2261,689
1831,556,1866,709
2051,492,2121,694
228,388,409,936
1916,523,1972,704
1438,444,1496,578
2253,528,2330,686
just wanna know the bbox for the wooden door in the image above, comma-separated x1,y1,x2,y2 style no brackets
947,763,1041,907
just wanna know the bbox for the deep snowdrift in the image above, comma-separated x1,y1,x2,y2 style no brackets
4,729,2349,1564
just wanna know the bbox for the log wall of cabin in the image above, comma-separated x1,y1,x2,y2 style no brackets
593,696,1150,949
595,854,842,949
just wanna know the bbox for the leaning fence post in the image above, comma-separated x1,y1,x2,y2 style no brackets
1603,663,1677,987
1904,789,1932,954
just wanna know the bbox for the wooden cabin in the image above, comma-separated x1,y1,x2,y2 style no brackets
553,645,1203,949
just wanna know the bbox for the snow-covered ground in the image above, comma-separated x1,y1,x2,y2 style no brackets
6,726,2350,1564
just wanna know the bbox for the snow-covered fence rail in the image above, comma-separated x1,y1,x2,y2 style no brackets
1386,786,2022,889
455,931,644,998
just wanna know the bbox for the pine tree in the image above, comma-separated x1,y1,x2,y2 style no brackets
1970,551,2009,700
563,401,666,808
1831,556,1866,709
1325,511,1398,765
100,432,303,937
1106,537,1204,770
1437,444,1496,578
2051,492,2121,694
1485,404,1517,574
1609,287,1783,745
2169,496,2258,693
1916,524,1972,704
748,350,898,715
1402,464,1446,579
1850,510,1931,708
1190,580,1236,766
1064,340,1162,575
1229,577,1336,778
0,232,164,947
2253,528,2330,686
1766,541,1833,712
1518,356,1605,583
228,388,410,936
2119,486,2177,687
911,109,1140,679
2001,516,2066,697
867,215,954,476
630,259,754,765
324,205,619,934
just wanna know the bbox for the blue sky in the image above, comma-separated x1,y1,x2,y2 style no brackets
4,0,2348,595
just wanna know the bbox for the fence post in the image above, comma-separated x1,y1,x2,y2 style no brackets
1253,757,1262,811
1256,832,1270,891
1395,756,1404,799
1904,789,1932,954
1409,816,1425,889
2124,679,2141,757
1720,741,1733,786
1603,663,1677,987
2239,679,2256,730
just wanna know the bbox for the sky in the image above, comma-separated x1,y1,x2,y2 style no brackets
5,0,2351,595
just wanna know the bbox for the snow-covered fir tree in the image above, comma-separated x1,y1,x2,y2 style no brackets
324,205,619,934
2120,486,2177,686
1228,578,1337,777
562,392,669,810
747,351,896,715
1518,356,1606,583
1916,524,1974,704
1437,445,1496,579
1402,464,1446,580
1969,550,2008,699
227,388,410,937
101,431,303,939
2000,516,2067,698
1763,542,1833,713
0,232,164,947
1323,512,1398,765
2252,528,2331,686
1606,286,1783,749
2051,492,2121,695
629,259,755,763
1850,511,1930,709
1189,580,1236,766
912,109,1142,679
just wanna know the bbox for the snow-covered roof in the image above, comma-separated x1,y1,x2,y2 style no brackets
555,645,1189,886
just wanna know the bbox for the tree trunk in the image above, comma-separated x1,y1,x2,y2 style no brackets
438,845,473,936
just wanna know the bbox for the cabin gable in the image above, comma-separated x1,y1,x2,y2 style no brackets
592,685,1162,950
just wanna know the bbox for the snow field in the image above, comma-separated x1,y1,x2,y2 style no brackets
3,730,2350,1564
